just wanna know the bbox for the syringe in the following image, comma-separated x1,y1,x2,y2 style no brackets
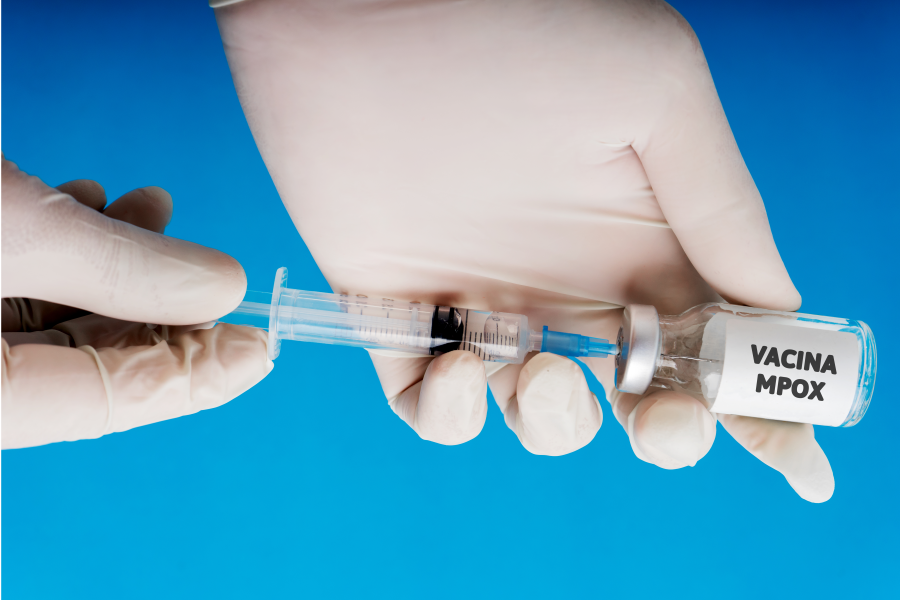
219,267,618,363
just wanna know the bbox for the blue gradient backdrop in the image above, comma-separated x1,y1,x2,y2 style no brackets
2,1,898,598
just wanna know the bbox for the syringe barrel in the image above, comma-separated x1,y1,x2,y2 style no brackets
223,267,532,363
274,287,438,354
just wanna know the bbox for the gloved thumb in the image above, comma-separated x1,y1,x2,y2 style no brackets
1,157,245,325
632,22,801,312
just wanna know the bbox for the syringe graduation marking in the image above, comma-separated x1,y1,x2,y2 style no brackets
281,303,431,348
456,310,520,362
226,268,616,365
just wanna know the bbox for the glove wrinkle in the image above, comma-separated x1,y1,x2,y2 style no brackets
54,314,165,350
2,339,11,400
2,330,74,348
1,297,89,333
388,380,422,429
76,345,115,436
503,394,519,433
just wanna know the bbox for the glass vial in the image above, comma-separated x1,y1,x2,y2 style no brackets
615,303,876,427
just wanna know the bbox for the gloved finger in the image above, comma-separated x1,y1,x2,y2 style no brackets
485,351,532,418
0,183,107,332
2,157,246,325
718,414,834,503
55,180,173,234
2,297,88,333
102,186,173,234
2,316,216,351
632,12,800,312
367,350,434,400
1,329,74,348
1,323,272,449
370,350,487,445
49,314,219,350
52,314,169,349
55,179,107,211
489,352,601,456
608,388,716,470
1,185,176,333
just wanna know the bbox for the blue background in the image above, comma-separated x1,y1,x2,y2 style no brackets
3,1,898,598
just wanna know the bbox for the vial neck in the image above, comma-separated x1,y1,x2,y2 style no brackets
650,316,718,405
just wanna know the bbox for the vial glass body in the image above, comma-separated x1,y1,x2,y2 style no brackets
645,303,876,427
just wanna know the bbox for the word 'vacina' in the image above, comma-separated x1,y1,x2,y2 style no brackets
750,345,836,374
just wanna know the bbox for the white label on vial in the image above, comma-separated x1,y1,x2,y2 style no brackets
712,319,859,426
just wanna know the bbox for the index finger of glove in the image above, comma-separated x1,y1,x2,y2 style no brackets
1,323,272,449
2,185,179,333
2,157,246,325
3,180,116,332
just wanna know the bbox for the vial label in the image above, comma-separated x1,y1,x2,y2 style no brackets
712,319,859,426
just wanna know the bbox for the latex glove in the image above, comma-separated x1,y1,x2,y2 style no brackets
1,156,272,449
214,0,833,501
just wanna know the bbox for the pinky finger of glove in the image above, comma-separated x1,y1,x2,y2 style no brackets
1,323,272,449
375,350,488,446
718,414,834,503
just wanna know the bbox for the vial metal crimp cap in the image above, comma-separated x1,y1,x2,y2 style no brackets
615,305,661,395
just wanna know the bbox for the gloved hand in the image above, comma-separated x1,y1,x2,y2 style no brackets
1,156,272,449
214,0,833,501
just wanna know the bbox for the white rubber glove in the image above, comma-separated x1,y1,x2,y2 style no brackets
214,0,833,501
1,156,273,449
